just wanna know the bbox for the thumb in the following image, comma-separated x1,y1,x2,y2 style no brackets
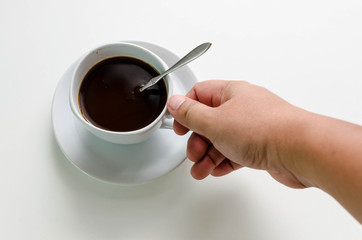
167,95,216,138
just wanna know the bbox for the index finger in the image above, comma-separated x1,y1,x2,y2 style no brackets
186,80,230,107
172,80,230,135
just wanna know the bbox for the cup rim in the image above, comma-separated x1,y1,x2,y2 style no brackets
69,41,173,135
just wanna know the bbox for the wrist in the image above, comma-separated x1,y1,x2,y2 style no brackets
279,111,362,222
270,107,318,188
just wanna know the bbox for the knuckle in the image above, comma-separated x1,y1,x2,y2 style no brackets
182,102,216,135
183,102,197,123
196,109,218,137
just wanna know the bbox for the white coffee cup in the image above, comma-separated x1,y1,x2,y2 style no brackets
69,42,173,144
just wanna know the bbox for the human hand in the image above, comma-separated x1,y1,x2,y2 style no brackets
168,80,362,222
167,80,307,188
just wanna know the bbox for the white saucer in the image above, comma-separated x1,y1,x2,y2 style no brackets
52,41,197,184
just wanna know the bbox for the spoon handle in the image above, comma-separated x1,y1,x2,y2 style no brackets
140,42,212,92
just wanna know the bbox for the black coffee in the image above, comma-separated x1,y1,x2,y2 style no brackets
78,57,167,132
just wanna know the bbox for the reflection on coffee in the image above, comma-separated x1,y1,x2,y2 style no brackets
78,57,167,132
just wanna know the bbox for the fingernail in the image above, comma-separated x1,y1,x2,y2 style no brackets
168,95,186,111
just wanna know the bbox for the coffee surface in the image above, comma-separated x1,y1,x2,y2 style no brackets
79,57,167,132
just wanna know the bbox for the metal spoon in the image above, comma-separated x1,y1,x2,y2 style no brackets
139,42,212,92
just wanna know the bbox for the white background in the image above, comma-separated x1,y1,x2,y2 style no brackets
1,0,361,239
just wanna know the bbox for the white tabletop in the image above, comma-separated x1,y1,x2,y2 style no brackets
1,0,361,239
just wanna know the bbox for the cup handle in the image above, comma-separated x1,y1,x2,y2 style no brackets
161,111,174,130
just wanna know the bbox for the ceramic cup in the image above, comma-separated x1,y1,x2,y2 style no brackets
69,42,173,144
